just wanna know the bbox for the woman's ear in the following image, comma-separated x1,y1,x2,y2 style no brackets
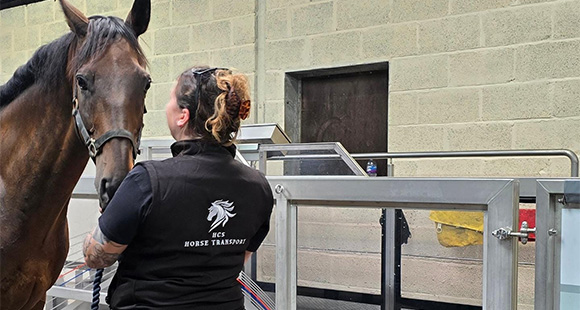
177,108,190,128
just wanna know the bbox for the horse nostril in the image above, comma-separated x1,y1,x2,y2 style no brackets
99,178,112,207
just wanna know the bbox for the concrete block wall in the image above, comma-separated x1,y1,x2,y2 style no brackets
3,0,580,308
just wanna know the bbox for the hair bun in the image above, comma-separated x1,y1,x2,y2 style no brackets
238,100,250,120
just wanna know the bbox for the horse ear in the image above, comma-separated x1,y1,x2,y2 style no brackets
125,0,151,38
58,0,88,37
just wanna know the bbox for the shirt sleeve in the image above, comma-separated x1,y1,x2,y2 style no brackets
246,218,270,252
98,165,152,245
246,185,274,252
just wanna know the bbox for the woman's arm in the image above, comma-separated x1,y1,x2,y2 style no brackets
83,225,128,269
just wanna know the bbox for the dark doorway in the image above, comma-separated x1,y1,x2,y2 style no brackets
299,69,389,175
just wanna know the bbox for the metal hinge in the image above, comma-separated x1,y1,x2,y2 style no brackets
491,221,537,245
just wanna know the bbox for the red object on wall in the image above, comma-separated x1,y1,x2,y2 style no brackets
519,209,536,241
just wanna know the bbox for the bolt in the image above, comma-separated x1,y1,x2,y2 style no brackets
548,229,558,236
274,184,284,194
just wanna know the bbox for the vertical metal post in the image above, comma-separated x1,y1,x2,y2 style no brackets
484,181,519,309
275,186,297,310
381,161,396,310
259,148,267,174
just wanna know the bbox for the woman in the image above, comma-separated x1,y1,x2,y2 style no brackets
83,67,273,310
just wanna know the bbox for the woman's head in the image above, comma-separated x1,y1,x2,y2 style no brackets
166,66,251,145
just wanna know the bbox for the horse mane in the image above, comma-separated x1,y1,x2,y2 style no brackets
0,15,147,109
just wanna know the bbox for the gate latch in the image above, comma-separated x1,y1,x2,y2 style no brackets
491,221,536,244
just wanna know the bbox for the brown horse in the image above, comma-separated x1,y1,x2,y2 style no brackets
0,0,150,308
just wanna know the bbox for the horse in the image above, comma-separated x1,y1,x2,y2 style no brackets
208,200,237,233
0,0,151,308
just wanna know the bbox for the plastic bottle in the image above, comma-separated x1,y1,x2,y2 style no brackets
366,159,377,177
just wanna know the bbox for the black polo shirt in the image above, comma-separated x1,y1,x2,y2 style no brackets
99,140,273,310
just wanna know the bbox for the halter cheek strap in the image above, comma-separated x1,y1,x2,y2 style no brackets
72,86,143,161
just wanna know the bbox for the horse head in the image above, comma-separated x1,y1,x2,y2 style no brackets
59,0,151,210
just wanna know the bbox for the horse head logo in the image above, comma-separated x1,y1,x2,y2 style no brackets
207,200,237,233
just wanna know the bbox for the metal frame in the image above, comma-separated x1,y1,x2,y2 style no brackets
535,179,580,310
268,176,520,310
259,142,367,176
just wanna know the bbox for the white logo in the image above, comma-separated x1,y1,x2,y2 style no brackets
207,200,236,233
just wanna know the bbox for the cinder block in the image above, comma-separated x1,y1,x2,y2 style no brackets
0,5,25,28
389,125,446,152
482,5,552,47
26,0,56,25
0,31,12,53
3,52,23,72
447,122,513,151
390,55,448,91
212,0,255,19
554,0,580,39
291,2,334,36
311,31,361,65
391,0,448,23
553,79,580,118
362,23,417,59
267,0,310,10
153,26,191,55
40,21,69,45
516,40,580,81
138,32,153,58
388,91,417,125
190,20,232,51
513,119,580,153
417,88,480,124
172,0,211,26
150,82,173,110
482,158,560,177
418,14,480,54
401,257,483,305
449,48,514,86
12,26,41,52
336,0,389,30
297,222,381,253
143,110,170,137
297,207,382,225
517,0,556,4
450,0,511,14
149,0,171,30
149,56,172,84
482,82,551,121
86,0,117,16
264,71,283,100
266,8,289,40
232,15,255,46
265,38,307,70
210,45,255,73
263,100,285,127
172,52,211,77
404,158,486,177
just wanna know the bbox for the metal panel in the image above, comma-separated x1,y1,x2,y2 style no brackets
535,180,568,310
268,176,519,310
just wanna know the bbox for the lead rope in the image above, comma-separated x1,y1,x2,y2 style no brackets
91,268,104,310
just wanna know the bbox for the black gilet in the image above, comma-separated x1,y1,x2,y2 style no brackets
107,140,273,310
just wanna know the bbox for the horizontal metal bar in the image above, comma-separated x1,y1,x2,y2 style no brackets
262,147,579,177
46,286,108,305
267,176,515,209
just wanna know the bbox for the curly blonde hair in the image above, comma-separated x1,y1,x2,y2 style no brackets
175,66,251,145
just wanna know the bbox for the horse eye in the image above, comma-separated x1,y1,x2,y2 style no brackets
144,78,152,92
76,75,89,91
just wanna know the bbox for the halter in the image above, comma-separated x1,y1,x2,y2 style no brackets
72,84,142,161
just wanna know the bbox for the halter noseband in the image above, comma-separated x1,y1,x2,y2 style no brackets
72,87,142,161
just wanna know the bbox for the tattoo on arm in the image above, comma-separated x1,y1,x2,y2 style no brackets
83,226,127,269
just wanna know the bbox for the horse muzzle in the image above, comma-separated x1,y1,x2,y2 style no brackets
97,176,123,212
